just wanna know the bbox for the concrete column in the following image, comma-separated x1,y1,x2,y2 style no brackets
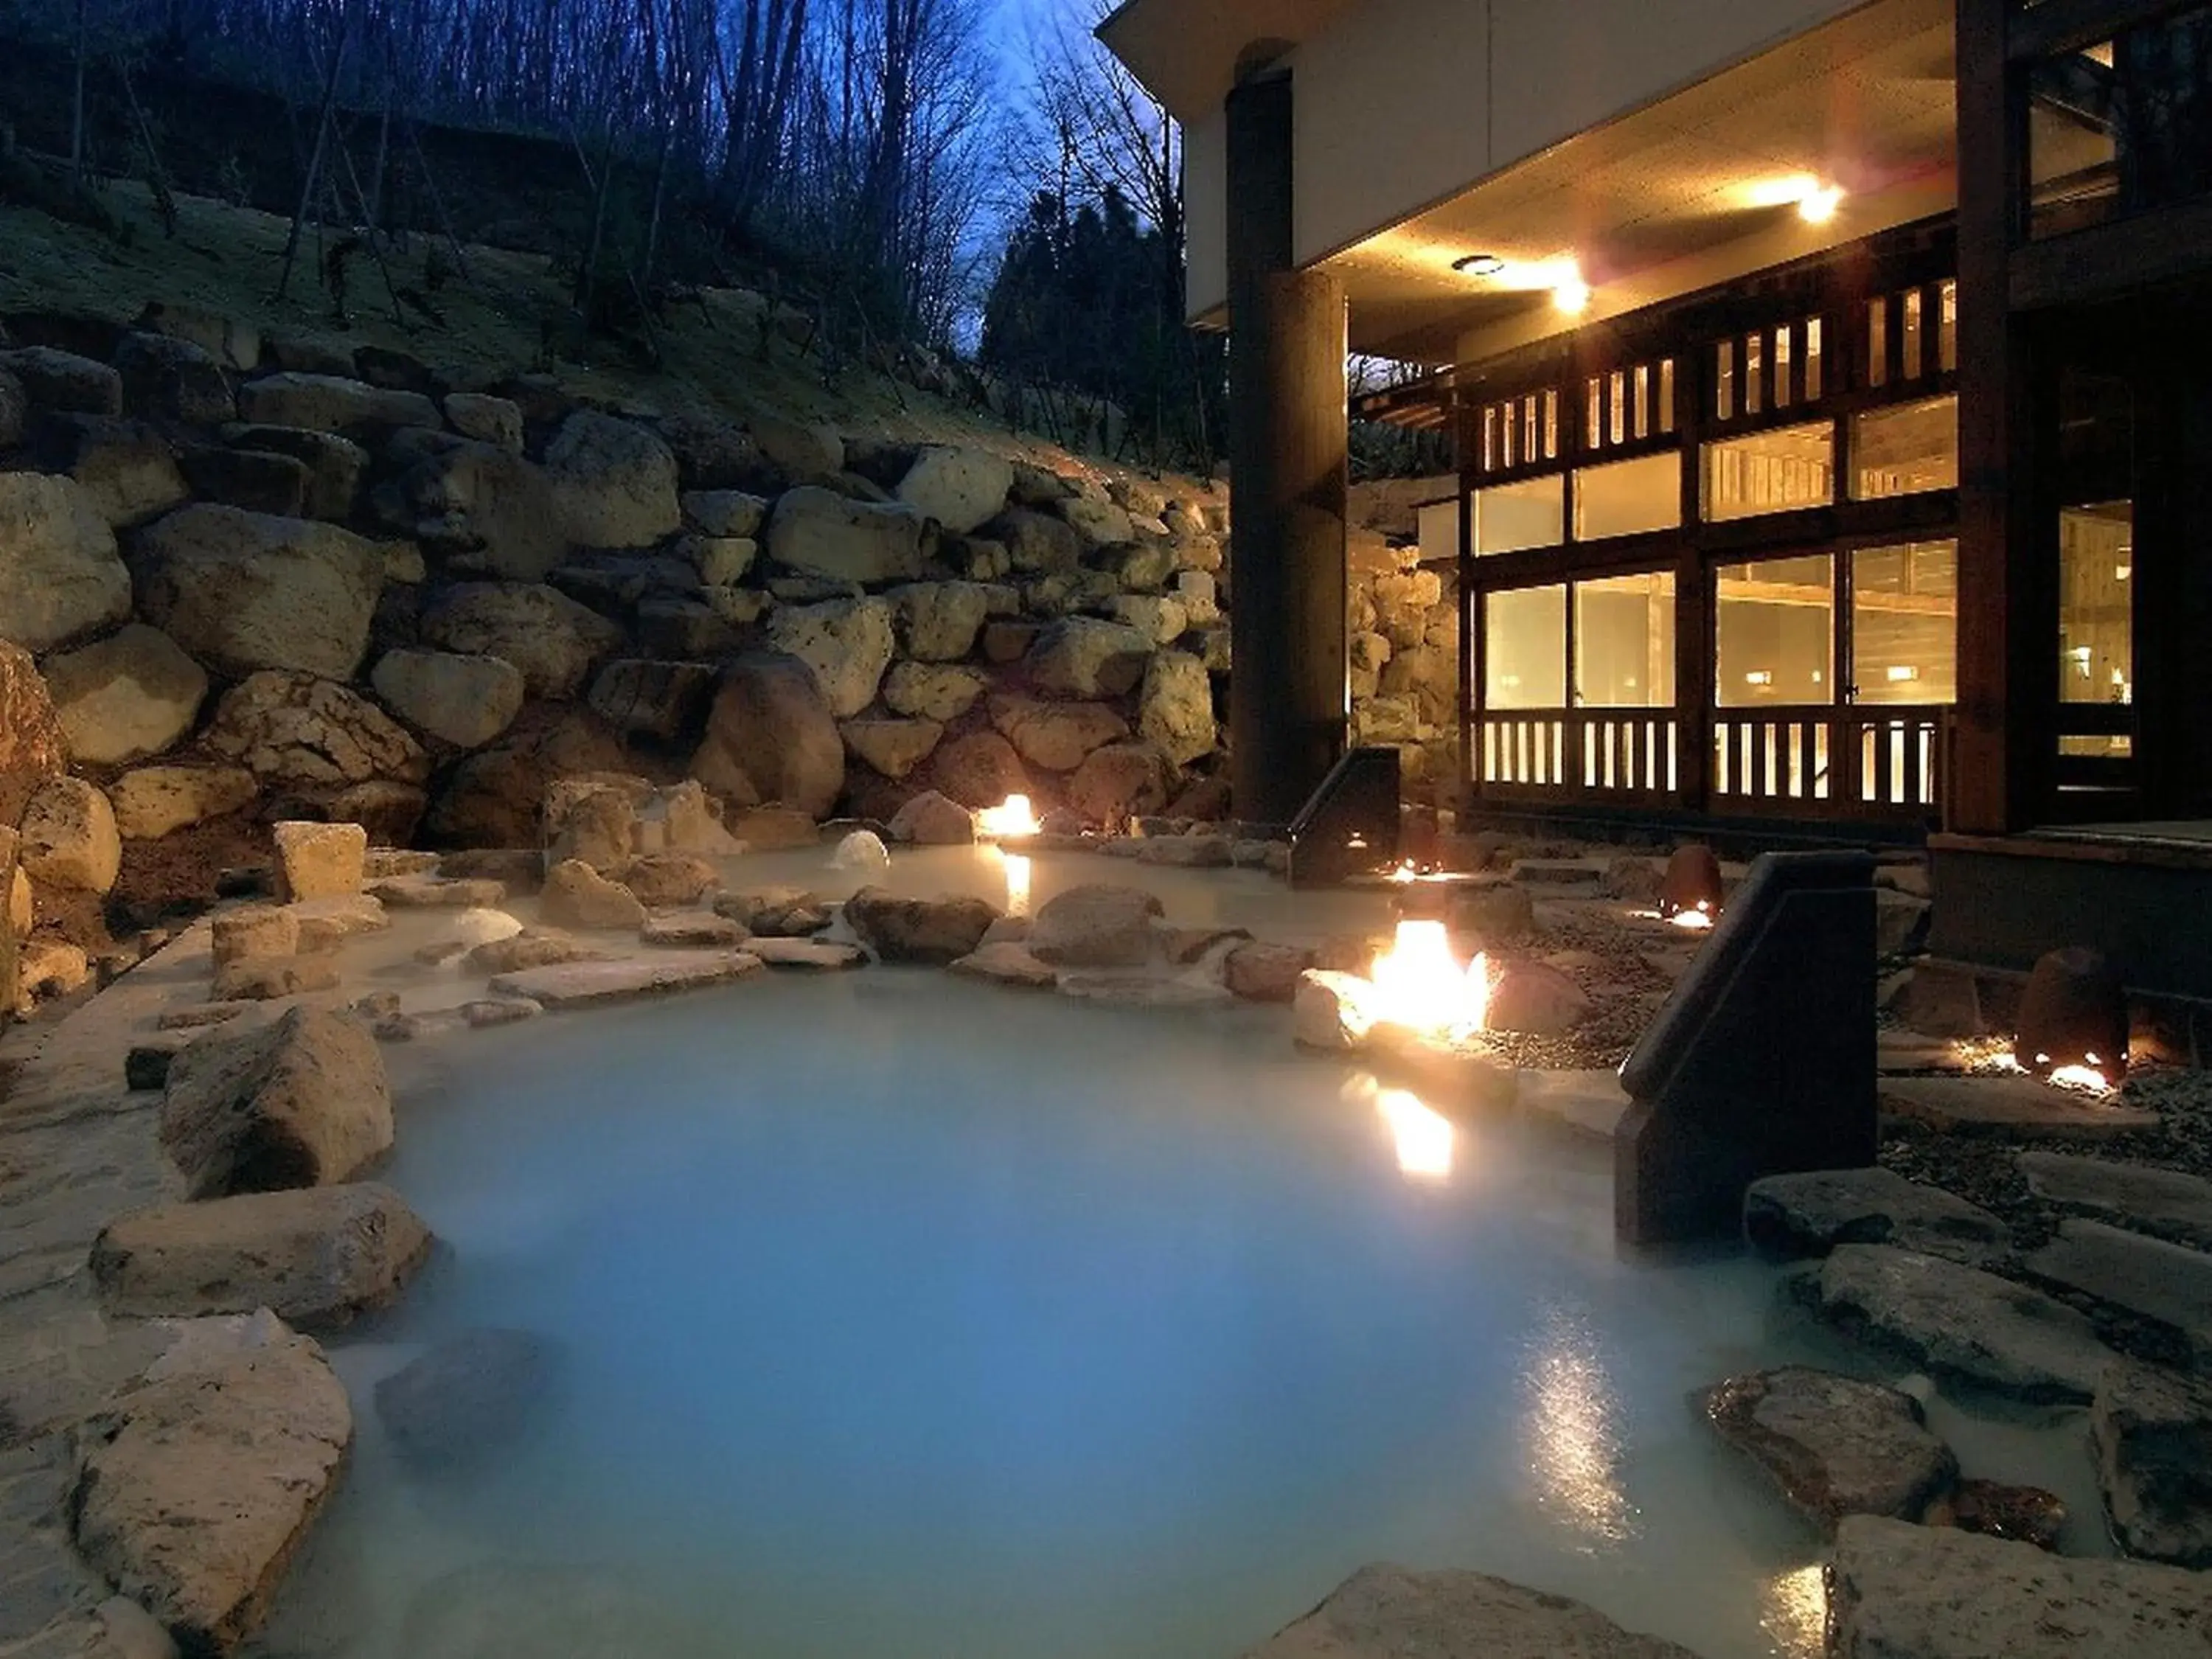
1225,70,1349,827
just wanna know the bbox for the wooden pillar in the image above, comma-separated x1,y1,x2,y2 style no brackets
1225,71,1349,827
1954,0,2049,833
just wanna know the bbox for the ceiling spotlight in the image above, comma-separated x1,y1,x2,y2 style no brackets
1553,276,1592,314
1798,184,1844,224
1453,253,1506,277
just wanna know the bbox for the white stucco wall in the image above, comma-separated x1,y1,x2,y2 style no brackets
1180,0,1866,322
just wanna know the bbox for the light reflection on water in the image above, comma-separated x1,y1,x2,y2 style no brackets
1521,1301,1639,1548
260,973,1943,1659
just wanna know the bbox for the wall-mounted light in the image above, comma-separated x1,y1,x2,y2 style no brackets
1453,252,1506,277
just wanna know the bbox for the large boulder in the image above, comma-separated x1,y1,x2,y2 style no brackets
887,789,974,845
1027,883,1164,968
765,596,897,719
418,581,625,699
381,440,566,581
115,330,236,423
32,413,191,528
221,425,368,521
18,775,121,894
1701,1366,1957,1534
132,504,385,679
883,661,991,722
751,411,844,478
587,658,718,742
2092,1360,2212,1568
1826,1514,2212,1659
161,1006,392,1198
90,1182,433,1326
110,765,258,839
273,820,367,901
0,471,133,651
1137,649,1216,765
0,344,121,414
235,371,439,434
927,729,1029,810
1026,617,1155,698
422,706,627,848
764,485,931,585
895,445,1014,535
890,580,996,661
990,695,1127,771
841,717,943,781
1066,740,1172,825
542,411,681,549
71,1329,353,1655
1242,1562,1702,1659
987,506,1082,572
0,640,69,826
205,672,428,790
41,622,206,765
540,860,647,930
371,649,526,748
844,886,1000,964
689,653,845,818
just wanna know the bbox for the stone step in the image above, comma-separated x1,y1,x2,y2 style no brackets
1827,1515,2212,1658
486,951,762,1009
2018,1151,2212,1253
1745,1168,2009,1268
1880,1074,2158,1141
1804,1243,2120,1402
2025,1220,2212,1367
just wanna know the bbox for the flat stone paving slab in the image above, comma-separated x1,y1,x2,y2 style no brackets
1745,1167,2011,1268
2019,1151,2212,1252
1517,1068,1630,1139
1242,1562,1701,1658
487,951,762,1009
1880,1074,2158,1140
747,939,866,972
1806,1243,2120,1402
1827,1514,2212,1658
2026,1220,2212,1365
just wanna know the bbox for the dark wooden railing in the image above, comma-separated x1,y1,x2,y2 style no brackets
1475,704,1949,825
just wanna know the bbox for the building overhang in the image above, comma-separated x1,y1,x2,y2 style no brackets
1330,0,1959,364
1094,0,1357,124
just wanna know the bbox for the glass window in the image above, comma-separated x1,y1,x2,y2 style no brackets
1902,289,1924,380
1937,282,1957,375
1574,452,1681,541
1575,572,1676,707
1472,475,1565,554
1851,541,1958,704
1703,420,1835,521
1659,359,1677,432
1485,585,1568,709
1717,341,1735,420
1852,394,1959,500
1717,555,1833,707
2059,501,2135,710
1745,333,1764,416
1868,299,1888,389
1806,318,1824,400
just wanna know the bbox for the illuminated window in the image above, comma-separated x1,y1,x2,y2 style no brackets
1902,289,1924,380
1633,364,1651,438
1717,555,1833,707
1486,584,1568,709
2059,501,2134,723
1544,389,1559,459
1852,394,1959,500
1609,370,1627,445
1806,319,1824,400
1774,330,1794,408
1574,452,1681,540
1868,299,1889,389
1745,333,1764,416
1416,498,1463,566
1575,572,1676,707
1703,420,1835,521
1938,282,1957,374
1658,359,1677,433
1851,541,1957,705
1717,341,1735,420
1472,475,1565,554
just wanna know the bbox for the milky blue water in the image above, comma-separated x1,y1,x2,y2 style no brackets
251,970,2090,1659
